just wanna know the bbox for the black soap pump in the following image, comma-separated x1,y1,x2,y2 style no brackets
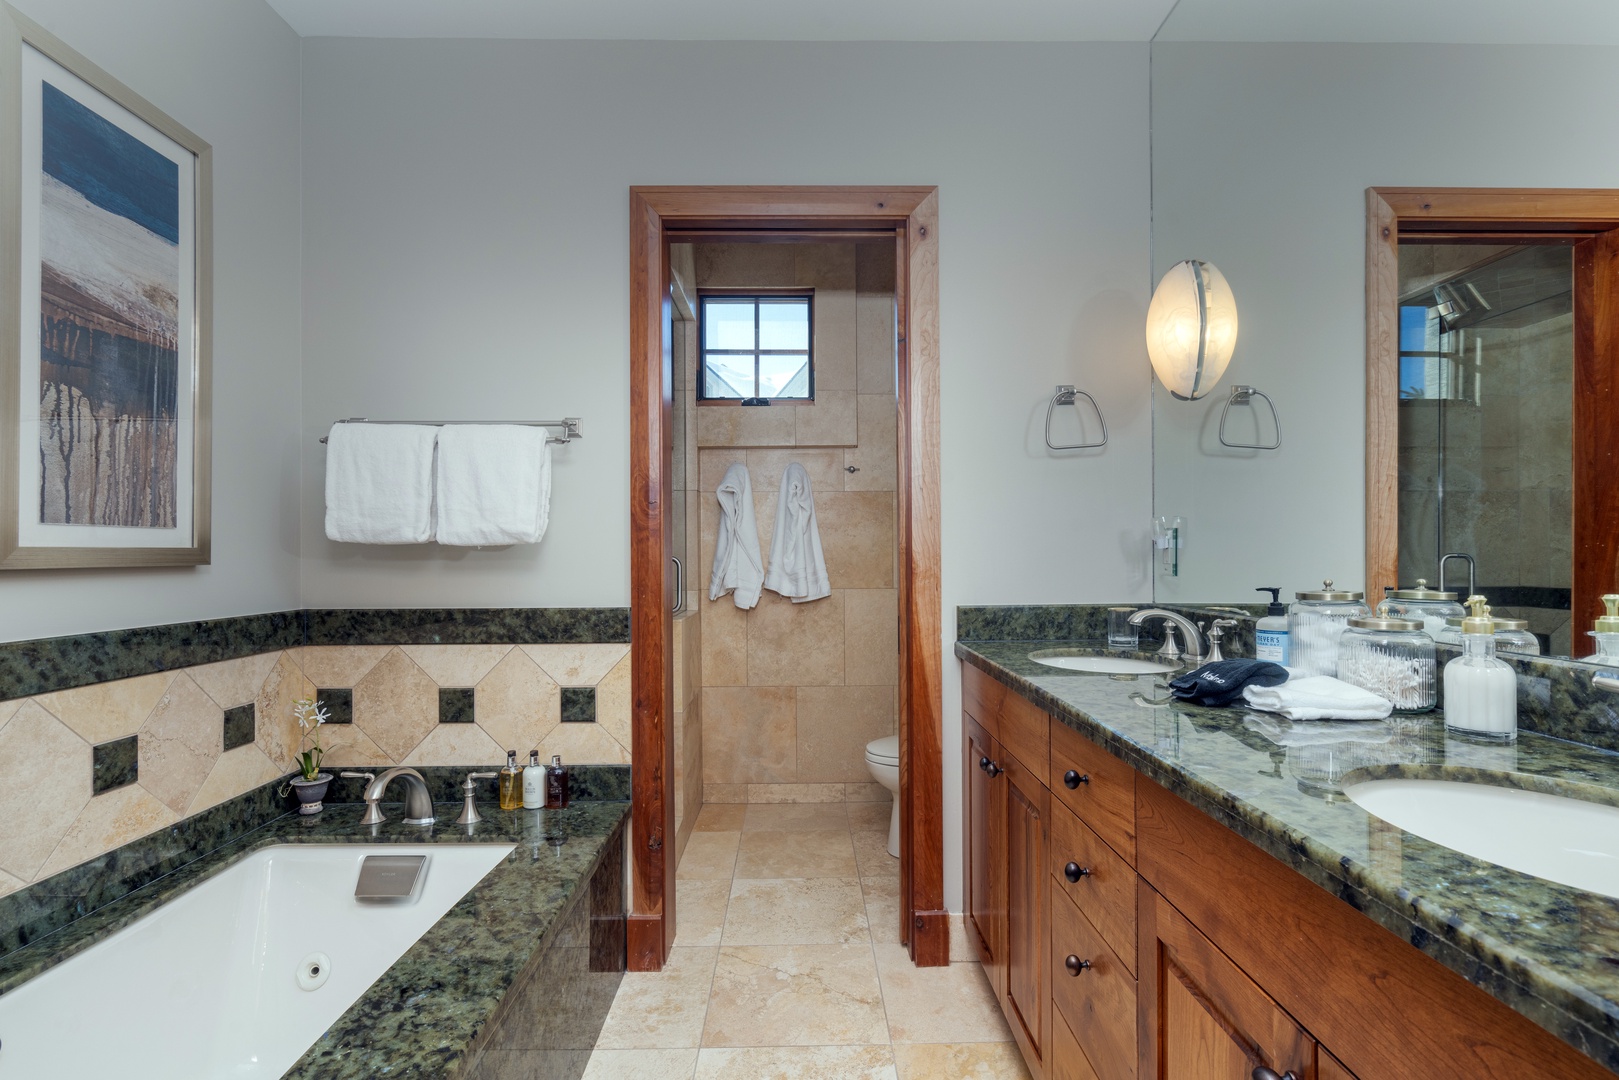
1255,587,1289,664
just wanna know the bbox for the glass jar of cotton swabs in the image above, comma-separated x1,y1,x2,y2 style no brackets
1336,614,1437,712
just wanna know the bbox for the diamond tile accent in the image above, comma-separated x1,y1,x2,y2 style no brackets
439,687,475,724
315,687,353,724
92,735,139,794
223,704,255,751
561,686,596,724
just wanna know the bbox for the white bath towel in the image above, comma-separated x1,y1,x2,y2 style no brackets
764,462,832,603
324,423,438,544
434,425,553,546
709,463,764,609
1242,675,1394,721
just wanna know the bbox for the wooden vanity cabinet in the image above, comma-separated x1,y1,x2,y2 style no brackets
962,664,1617,1080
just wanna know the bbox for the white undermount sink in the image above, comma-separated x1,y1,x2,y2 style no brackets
1030,653,1177,675
1343,778,1619,899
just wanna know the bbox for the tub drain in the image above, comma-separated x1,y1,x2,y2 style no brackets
297,952,331,991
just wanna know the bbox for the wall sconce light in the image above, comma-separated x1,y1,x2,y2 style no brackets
1145,260,1238,401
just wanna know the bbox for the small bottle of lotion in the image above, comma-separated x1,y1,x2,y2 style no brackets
546,754,570,810
1254,587,1289,664
522,749,545,809
1444,595,1517,742
498,750,523,811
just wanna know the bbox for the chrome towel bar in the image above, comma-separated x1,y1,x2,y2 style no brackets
319,417,582,444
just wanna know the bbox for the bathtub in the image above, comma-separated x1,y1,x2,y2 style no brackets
0,842,515,1078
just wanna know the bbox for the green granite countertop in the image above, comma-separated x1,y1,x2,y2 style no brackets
958,639,1619,1073
0,799,627,1079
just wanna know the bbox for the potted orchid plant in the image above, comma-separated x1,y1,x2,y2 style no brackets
280,698,334,814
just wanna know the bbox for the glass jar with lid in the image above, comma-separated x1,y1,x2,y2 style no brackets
1381,578,1465,637
1337,615,1436,712
1287,580,1371,677
1491,617,1540,656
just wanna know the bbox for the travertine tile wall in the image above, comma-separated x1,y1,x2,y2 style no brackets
0,642,630,896
694,242,899,804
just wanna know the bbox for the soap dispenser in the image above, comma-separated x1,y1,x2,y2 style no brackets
1255,587,1289,664
1589,594,1619,661
498,750,523,811
522,749,545,809
545,754,570,810
1443,595,1517,742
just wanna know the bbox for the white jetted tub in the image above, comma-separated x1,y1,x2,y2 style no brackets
0,842,515,1078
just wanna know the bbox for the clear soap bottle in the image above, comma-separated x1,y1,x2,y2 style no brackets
498,750,523,811
1443,595,1517,742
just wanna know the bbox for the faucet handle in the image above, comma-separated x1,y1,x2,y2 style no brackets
1207,618,1239,663
342,772,383,825
340,771,375,783
456,772,501,826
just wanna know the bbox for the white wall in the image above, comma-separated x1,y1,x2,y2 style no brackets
1150,43,1619,604
0,0,303,642
299,39,1155,908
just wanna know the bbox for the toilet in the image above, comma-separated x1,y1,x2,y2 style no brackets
864,736,901,858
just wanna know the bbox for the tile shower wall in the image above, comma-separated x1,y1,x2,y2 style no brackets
695,242,899,804
0,643,630,899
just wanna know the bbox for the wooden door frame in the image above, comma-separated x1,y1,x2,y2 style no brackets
629,186,944,970
1365,187,1619,628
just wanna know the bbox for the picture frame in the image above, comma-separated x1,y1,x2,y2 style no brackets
0,3,210,569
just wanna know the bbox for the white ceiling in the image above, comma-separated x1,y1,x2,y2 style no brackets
262,0,1179,42
263,0,1619,44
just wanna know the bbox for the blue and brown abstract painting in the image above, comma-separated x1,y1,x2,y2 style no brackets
38,82,179,528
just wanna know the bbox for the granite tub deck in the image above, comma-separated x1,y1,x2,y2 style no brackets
0,798,628,1079
959,638,1619,1074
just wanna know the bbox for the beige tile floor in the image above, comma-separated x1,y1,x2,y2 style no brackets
584,802,1033,1080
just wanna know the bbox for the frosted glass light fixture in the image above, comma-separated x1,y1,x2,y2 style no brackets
1145,260,1238,401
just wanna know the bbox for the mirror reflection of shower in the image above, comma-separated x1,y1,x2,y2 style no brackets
1396,242,1574,655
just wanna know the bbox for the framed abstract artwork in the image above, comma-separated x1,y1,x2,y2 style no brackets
0,4,210,569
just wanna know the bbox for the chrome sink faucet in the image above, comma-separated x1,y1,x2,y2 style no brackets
342,766,436,826
1127,609,1208,665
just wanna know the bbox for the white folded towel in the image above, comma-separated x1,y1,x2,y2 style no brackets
324,423,438,544
434,425,553,546
1241,713,1395,748
1242,675,1394,721
764,462,832,604
709,463,764,609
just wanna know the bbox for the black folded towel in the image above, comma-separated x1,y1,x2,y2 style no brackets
1168,659,1289,707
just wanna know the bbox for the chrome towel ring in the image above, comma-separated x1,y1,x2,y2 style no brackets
1217,385,1281,450
1045,385,1108,450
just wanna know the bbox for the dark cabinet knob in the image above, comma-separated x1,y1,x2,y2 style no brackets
1064,862,1091,883
1064,955,1091,976
1063,770,1089,789
978,756,990,773
1252,1069,1299,1080
985,760,1002,778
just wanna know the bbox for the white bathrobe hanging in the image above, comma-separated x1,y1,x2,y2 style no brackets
708,462,764,609
764,461,832,603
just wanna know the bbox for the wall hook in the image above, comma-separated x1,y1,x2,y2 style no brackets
1045,385,1108,450
1217,385,1281,450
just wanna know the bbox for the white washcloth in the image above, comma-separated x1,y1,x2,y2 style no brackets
763,462,832,603
709,463,764,609
324,423,438,544
1241,714,1395,748
434,425,552,546
1242,675,1394,721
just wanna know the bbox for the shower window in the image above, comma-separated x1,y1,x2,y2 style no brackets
697,293,813,401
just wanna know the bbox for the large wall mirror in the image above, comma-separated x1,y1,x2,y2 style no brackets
1147,12,1619,665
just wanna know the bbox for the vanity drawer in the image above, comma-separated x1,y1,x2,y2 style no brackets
1050,800,1136,976
999,683,1050,777
1052,1007,1102,1080
1051,880,1137,1080
962,663,1007,740
1049,720,1135,864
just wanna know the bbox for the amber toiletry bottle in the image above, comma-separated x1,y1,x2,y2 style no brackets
546,754,570,810
498,750,523,811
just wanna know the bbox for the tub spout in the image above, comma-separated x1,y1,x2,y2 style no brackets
361,767,436,826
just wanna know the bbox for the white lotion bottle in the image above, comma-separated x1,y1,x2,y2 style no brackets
522,749,545,809
1254,587,1289,664
1443,595,1517,742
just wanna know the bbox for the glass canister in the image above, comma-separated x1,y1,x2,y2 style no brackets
1491,617,1540,656
1287,580,1371,677
1382,578,1465,638
1336,616,1437,711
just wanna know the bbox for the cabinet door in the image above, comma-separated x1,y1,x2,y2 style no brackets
966,715,1006,994
1003,750,1051,1076
1140,887,1313,1080
1318,1050,1357,1080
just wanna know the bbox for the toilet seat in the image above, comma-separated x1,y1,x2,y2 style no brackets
865,735,900,766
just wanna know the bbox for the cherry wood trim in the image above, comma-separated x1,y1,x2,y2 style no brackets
1365,186,1619,611
628,186,944,969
